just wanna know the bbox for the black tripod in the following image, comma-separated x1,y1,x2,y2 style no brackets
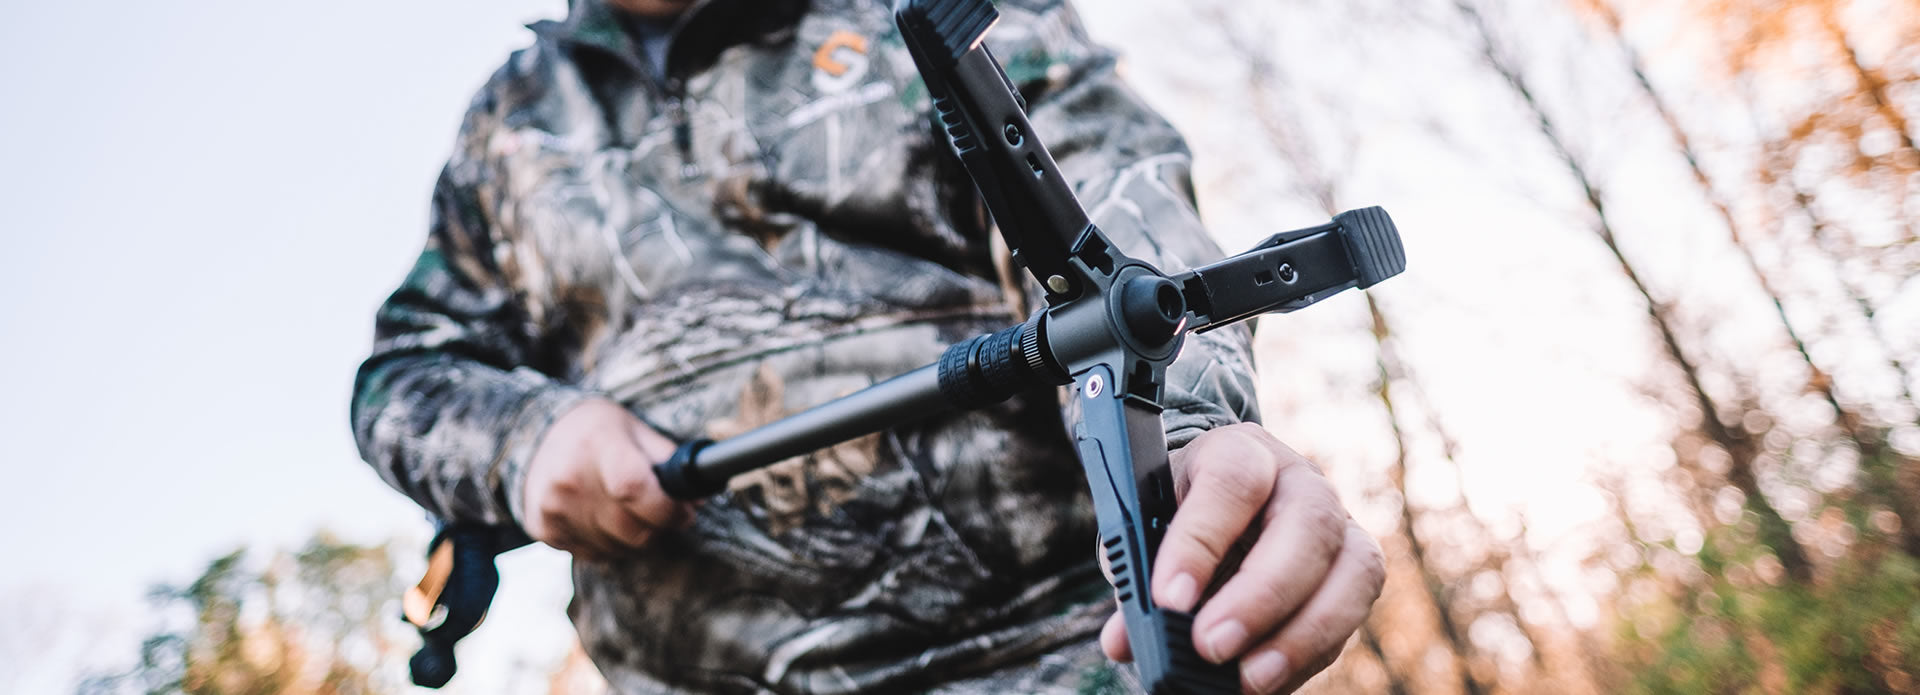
405,1,1405,693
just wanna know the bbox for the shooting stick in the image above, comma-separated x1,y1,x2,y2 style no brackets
406,2,1406,692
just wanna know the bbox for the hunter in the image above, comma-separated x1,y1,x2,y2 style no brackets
351,0,1385,692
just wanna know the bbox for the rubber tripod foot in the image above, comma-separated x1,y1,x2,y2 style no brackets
1334,206,1406,289
410,641,457,689
1152,610,1242,694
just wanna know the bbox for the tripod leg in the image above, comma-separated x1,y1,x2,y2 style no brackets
1072,365,1240,695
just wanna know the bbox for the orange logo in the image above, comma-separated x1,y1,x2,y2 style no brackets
813,30,870,78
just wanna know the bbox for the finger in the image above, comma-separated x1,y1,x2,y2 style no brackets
596,505,659,550
1153,425,1280,613
602,452,689,529
1191,458,1348,663
1096,536,1116,584
530,488,602,555
544,516,616,560
1235,521,1386,695
1095,538,1135,663
1100,609,1133,662
627,419,679,463
607,429,700,524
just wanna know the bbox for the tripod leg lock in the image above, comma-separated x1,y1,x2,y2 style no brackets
936,313,1065,410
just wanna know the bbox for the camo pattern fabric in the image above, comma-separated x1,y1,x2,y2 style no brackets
350,0,1259,692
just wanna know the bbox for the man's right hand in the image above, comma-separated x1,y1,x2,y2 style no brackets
521,398,698,559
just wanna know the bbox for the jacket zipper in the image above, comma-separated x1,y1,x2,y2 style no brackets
664,76,699,180
556,1,714,178
653,3,705,181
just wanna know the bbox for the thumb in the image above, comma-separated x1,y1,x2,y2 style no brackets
1095,537,1134,662
1101,609,1133,662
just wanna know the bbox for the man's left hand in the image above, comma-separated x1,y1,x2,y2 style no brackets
1098,422,1386,695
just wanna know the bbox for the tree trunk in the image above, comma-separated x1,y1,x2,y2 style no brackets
1451,0,1814,583
1372,301,1493,695
1819,10,1920,175
1359,626,1414,695
1586,0,1870,447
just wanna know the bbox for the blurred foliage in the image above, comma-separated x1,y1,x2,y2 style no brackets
78,533,409,695
1199,0,1920,691
1621,528,1920,693
1614,431,1920,693
77,532,605,695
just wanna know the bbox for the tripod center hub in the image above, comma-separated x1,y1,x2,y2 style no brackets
1120,275,1185,347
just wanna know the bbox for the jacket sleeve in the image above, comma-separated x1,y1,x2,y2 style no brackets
984,0,1262,448
350,84,592,527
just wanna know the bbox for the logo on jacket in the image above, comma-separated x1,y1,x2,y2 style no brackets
812,29,870,94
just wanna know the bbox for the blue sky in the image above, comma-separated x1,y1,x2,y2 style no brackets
0,0,565,579
0,2,581,688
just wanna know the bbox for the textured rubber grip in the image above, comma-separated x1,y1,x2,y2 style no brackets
1333,206,1406,289
894,0,999,69
1154,611,1243,694
932,94,978,155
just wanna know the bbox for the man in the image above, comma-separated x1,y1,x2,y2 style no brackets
352,0,1385,692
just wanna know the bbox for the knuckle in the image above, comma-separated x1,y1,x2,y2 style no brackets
1197,456,1276,512
608,472,653,505
603,513,647,543
1246,567,1301,612
1355,533,1389,597
1177,523,1236,569
1223,423,1284,458
1299,500,1349,560
1221,421,1270,442
548,475,584,497
1223,458,1276,498
1212,427,1269,463
537,501,573,527
1286,612,1343,657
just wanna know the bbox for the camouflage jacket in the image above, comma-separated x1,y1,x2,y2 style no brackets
350,0,1258,692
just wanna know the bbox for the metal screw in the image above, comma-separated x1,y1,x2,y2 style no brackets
1046,275,1070,293
1084,374,1104,399
1004,123,1023,146
1277,262,1298,284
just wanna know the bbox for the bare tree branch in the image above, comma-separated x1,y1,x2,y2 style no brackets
1449,0,1814,583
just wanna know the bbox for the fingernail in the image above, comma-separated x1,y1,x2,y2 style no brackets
1244,650,1290,694
1159,573,1199,612
1203,620,1248,663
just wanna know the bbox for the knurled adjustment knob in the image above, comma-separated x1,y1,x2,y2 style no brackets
1019,314,1053,381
